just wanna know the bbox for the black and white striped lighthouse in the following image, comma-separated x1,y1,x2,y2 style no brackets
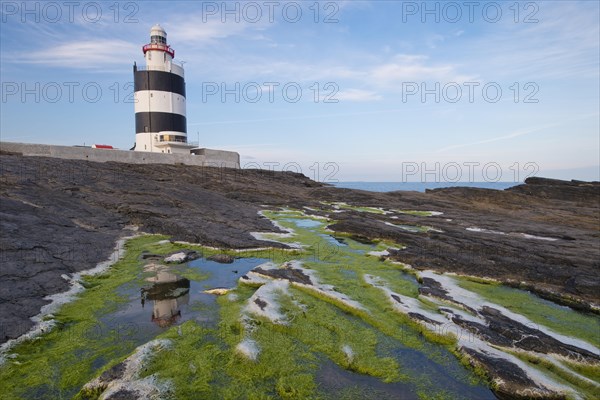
133,24,192,153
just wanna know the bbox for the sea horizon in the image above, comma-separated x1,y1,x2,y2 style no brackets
332,181,520,192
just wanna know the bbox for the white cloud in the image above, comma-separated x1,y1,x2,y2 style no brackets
13,40,138,69
336,89,382,102
426,34,445,49
213,144,305,163
166,17,267,43
434,125,556,153
465,1,599,79
369,54,476,86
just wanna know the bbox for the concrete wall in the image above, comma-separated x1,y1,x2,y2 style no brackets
0,142,240,169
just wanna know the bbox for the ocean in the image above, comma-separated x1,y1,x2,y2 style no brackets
332,181,520,193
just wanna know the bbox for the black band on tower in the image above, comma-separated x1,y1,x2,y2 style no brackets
134,70,186,97
135,112,187,134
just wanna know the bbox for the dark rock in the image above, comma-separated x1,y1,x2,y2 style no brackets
254,297,267,310
99,362,127,382
408,312,442,325
418,278,478,314
141,253,162,260
461,347,548,400
330,183,600,309
451,314,513,348
163,250,200,263
348,234,375,245
0,152,598,350
104,389,140,400
252,265,313,285
479,306,599,363
390,294,403,304
450,307,599,364
332,236,347,245
207,254,235,264
418,277,452,301
508,177,600,203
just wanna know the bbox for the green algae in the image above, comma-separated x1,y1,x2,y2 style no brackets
1,228,329,399
0,235,228,399
144,212,598,399
249,211,598,398
4,207,594,399
395,210,438,217
386,222,439,233
0,235,163,398
348,206,386,214
136,282,468,399
274,287,403,382
561,359,600,383
133,210,487,398
321,201,387,215
242,213,486,390
252,213,466,355
136,299,321,399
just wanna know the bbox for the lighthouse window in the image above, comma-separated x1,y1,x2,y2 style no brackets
151,35,166,45
159,135,187,143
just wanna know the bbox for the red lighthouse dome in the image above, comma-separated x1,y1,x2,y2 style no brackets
142,24,174,58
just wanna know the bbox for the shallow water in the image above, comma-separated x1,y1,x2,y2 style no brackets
284,218,323,228
279,216,496,398
316,359,420,400
311,299,496,399
394,224,427,233
101,257,270,343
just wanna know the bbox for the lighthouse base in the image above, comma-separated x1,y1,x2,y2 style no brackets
0,142,240,169
135,132,197,155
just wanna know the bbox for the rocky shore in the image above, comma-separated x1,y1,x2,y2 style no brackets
1,152,598,345
1,151,599,399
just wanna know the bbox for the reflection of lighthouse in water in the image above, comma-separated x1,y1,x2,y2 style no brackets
141,264,190,328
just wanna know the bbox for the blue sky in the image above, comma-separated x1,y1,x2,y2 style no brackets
1,1,599,182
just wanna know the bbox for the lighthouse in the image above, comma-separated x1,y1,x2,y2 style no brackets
133,24,193,153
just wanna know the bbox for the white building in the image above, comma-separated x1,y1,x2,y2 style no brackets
133,24,194,154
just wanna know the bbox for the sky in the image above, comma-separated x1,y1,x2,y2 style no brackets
1,0,599,182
